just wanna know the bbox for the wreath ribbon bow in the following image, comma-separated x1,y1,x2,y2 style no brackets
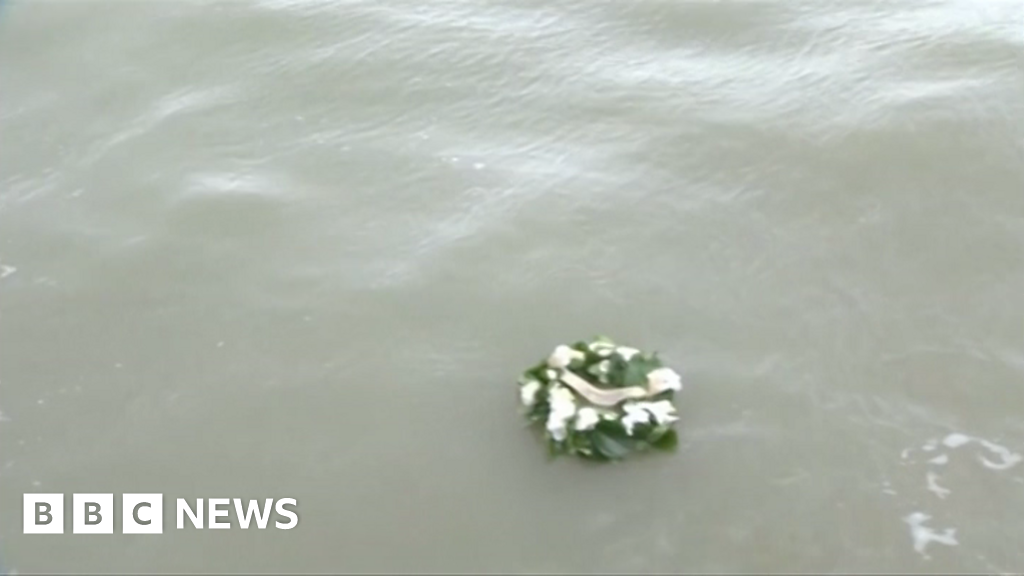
558,370,651,406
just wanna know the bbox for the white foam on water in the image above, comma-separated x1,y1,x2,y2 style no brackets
183,171,287,199
897,433,1020,561
923,433,1021,471
926,471,951,499
943,433,971,448
881,480,897,495
0,264,16,278
901,447,913,459
904,512,958,559
976,440,1022,471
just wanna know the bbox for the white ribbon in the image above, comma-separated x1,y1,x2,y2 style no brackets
558,370,653,407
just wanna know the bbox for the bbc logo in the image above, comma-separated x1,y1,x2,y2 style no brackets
24,493,163,534
24,493,299,533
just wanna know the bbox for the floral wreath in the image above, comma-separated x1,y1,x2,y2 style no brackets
518,337,682,460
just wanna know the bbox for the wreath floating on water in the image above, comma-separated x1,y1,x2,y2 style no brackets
518,336,682,461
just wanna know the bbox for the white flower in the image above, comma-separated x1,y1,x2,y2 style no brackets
616,346,640,361
621,403,651,435
640,400,678,426
548,386,577,419
546,415,568,442
545,387,576,442
548,345,585,369
597,360,611,373
647,367,682,393
574,407,600,431
544,369,558,381
520,380,541,407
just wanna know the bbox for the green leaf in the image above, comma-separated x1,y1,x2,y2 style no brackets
526,401,549,423
592,431,631,460
621,358,655,388
547,438,566,460
649,389,675,402
525,362,548,382
622,360,647,387
651,429,679,451
591,420,635,459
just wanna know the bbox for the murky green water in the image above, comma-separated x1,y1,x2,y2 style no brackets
1,1,1022,573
